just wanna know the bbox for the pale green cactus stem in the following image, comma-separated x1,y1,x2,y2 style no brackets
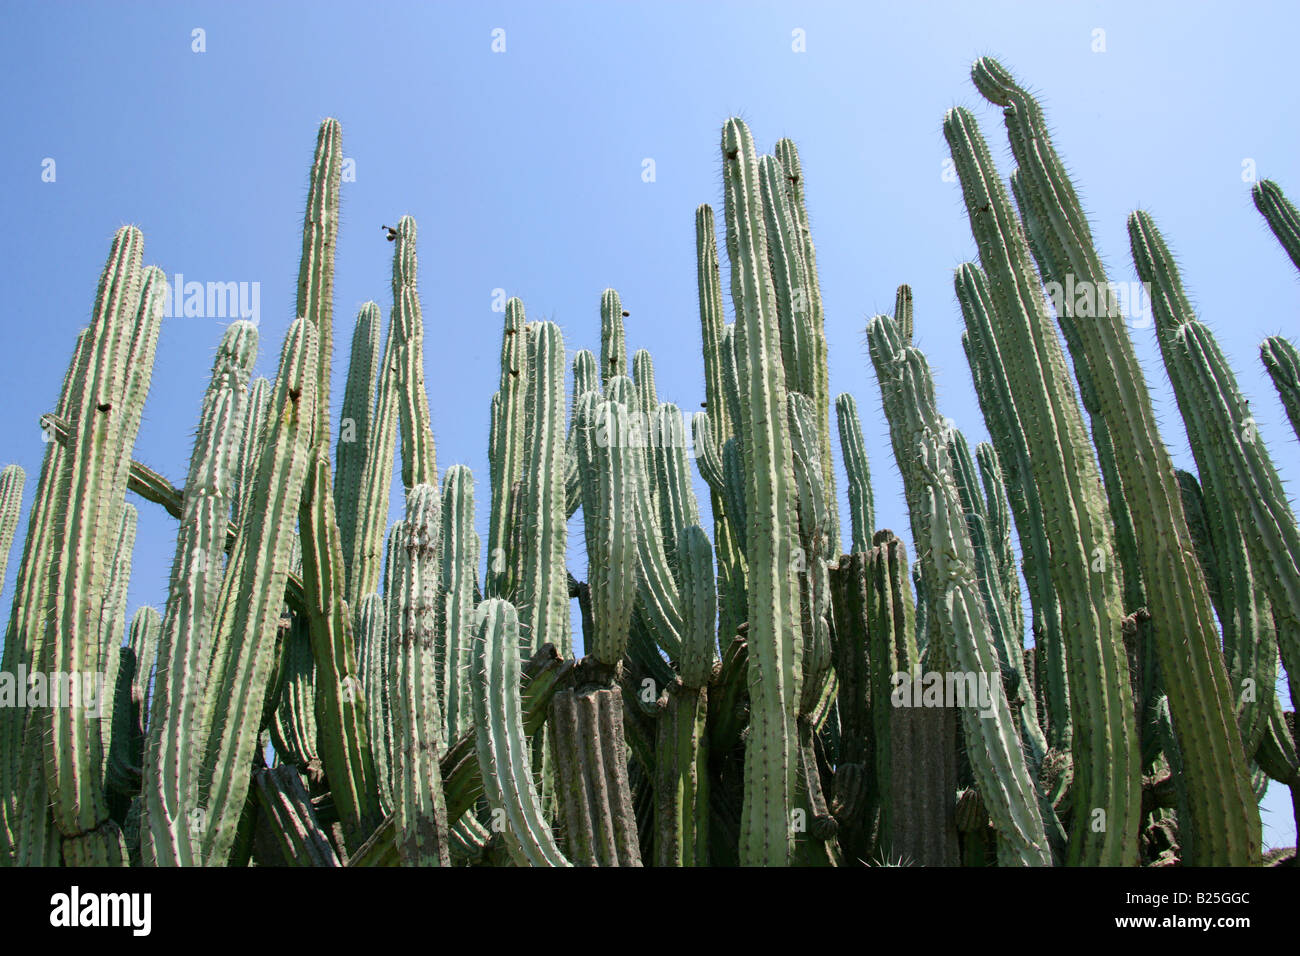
600,288,628,386
346,305,400,606
1131,211,1299,763
334,302,381,580
864,532,921,858
487,298,528,596
835,393,874,554
196,317,318,866
894,285,914,343
390,215,437,490
42,228,165,866
519,320,570,658
774,139,838,551
390,484,451,866
759,154,816,401
976,59,1261,863
633,349,658,421
141,319,257,867
722,116,803,866
1251,178,1300,274
957,265,1069,751
355,588,392,815
946,104,1141,866
98,503,137,662
974,443,1023,643
471,598,570,866
576,398,640,667
231,376,270,530
566,349,598,519
0,465,25,589
269,615,318,774
292,118,382,851
695,205,747,638
867,313,1052,866
651,403,701,582
297,449,381,850
295,118,341,445
1261,336,1300,443
437,465,479,740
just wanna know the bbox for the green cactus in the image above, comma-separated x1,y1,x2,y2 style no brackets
1251,179,1300,273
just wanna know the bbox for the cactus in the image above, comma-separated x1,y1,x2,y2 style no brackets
7,72,1299,872
1251,179,1300,273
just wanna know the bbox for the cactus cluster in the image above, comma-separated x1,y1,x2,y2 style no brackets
0,58,1297,868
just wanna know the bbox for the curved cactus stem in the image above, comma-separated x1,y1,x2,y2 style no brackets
471,599,570,866
197,317,317,866
1251,178,1300,274
0,465,25,592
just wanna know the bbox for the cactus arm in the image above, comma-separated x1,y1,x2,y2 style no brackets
389,484,451,866
835,393,875,554
0,465,25,591
946,104,1142,865
1261,336,1300,444
471,599,570,866
600,289,628,386
390,216,437,491
1251,179,1300,274
438,465,479,740
487,298,528,596
722,117,803,866
197,317,317,866
334,302,382,580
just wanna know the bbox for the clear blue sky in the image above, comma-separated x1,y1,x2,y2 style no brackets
2,1,1297,850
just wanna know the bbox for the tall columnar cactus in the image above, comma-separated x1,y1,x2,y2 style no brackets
945,105,1141,866
722,117,804,866
868,312,1052,866
471,599,569,866
1261,336,1300,443
1251,179,1300,274
33,228,166,866
389,484,450,866
972,59,1259,864
436,465,479,740
487,297,528,597
835,393,874,554
0,465,25,590
194,317,318,866
1131,211,1300,757
335,302,382,581
391,216,438,491
141,318,257,865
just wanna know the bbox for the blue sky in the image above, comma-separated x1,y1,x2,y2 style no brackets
2,1,1297,850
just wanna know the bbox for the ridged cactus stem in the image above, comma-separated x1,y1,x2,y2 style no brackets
296,117,342,446
600,289,628,386
437,465,479,740
334,302,381,581
520,320,570,658
722,117,804,866
141,319,257,866
836,393,875,554
471,599,570,866
44,230,164,865
946,104,1141,865
1261,336,1300,443
390,484,451,866
1131,210,1300,780
195,317,317,866
868,315,1052,866
391,216,437,490
487,298,528,596
0,465,25,590
1251,179,1300,274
